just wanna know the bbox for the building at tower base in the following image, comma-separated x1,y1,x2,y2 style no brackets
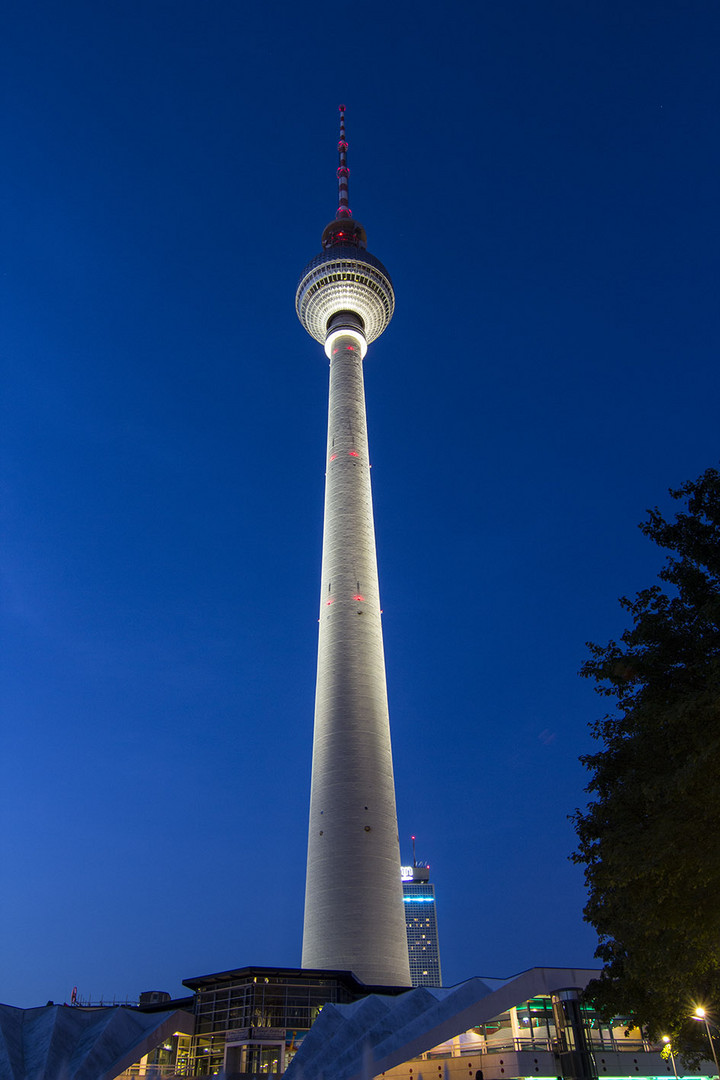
284,966,716,1080
7,963,716,1080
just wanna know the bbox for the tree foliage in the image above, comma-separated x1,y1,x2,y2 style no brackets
573,468,720,1052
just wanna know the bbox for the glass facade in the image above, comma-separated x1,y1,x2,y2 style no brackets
182,967,364,1077
403,881,442,987
113,982,682,1079
193,973,352,1038
468,996,647,1056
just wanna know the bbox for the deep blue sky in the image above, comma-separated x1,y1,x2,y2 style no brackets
2,0,719,1007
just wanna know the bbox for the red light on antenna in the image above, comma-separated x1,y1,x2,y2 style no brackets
353,594,365,602
329,453,337,461
326,598,334,606
339,104,346,111
348,450,359,457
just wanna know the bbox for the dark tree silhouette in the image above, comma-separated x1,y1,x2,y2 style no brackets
574,468,720,1051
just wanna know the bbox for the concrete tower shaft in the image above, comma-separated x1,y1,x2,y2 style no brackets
297,108,411,987
302,331,410,985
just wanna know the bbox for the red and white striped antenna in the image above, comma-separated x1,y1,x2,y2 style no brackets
336,104,352,219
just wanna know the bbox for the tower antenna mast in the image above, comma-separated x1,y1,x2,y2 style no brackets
336,104,351,219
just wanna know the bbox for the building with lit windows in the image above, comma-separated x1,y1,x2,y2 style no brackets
179,966,366,1075
401,864,442,987
8,964,720,1079
285,966,718,1080
171,964,408,1077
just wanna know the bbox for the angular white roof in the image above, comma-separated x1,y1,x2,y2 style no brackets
0,1002,193,1080
285,967,600,1080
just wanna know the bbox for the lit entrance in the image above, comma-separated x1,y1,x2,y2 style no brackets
224,1038,285,1077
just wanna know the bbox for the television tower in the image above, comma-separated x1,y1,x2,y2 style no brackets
296,107,411,987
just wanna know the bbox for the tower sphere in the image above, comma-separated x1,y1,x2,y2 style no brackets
296,232,395,348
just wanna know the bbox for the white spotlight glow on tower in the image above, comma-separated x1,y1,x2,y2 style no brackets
296,106,411,987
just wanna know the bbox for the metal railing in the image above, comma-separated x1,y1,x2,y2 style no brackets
450,1036,657,1057
115,1067,189,1079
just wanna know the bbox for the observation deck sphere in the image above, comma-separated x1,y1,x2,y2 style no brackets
296,244,395,347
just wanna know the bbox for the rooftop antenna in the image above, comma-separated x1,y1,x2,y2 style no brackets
336,104,352,219
412,835,417,868
319,105,368,251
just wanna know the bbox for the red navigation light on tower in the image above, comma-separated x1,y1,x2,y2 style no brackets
296,107,410,987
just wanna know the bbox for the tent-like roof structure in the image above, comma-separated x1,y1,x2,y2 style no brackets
0,1002,194,1080
284,967,600,1080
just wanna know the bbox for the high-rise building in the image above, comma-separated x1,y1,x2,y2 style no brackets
401,863,442,987
296,107,411,988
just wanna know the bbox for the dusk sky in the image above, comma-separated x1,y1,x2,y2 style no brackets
2,1,719,1007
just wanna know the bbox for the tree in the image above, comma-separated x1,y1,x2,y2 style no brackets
573,467,720,1052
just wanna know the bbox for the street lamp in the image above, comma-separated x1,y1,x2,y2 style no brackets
662,1036,679,1080
692,1008,720,1080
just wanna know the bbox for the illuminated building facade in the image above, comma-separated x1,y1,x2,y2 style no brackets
401,864,442,987
179,966,370,1076
285,966,718,1080
12,966,719,1080
296,107,410,987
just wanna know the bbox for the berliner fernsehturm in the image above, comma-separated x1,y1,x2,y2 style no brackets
296,107,411,987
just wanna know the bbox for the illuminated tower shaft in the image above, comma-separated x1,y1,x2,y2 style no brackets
303,333,409,984
297,108,411,987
